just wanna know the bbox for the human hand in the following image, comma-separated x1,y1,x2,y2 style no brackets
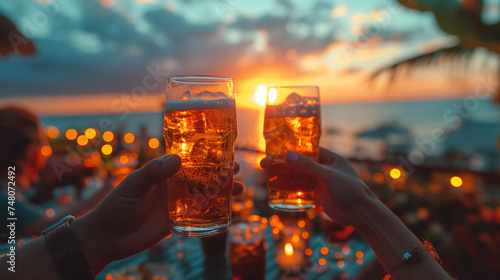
260,147,376,227
72,154,242,274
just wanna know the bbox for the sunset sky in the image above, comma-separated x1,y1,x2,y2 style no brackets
1,0,499,115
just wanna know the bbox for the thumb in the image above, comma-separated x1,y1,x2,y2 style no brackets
117,154,181,197
285,151,329,179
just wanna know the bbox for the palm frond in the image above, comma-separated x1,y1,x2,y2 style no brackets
369,45,500,104
369,45,473,85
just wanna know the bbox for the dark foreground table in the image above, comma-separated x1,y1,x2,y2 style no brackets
97,226,374,280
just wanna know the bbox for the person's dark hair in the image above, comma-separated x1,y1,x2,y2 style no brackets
0,106,40,176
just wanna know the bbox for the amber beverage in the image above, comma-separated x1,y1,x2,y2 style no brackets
229,215,267,280
164,76,237,237
263,86,321,211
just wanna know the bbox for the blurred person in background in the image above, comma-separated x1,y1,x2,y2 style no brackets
0,106,113,239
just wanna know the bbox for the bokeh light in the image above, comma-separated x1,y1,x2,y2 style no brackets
450,176,463,187
85,128,97,139
65,129,77,140
390,168,401,179
46,126,59,139
356,251,364,258
45,208,55,217
124,133,135,144
373,172,385,183
77,135,89,146
119,155,129,164
102,131,114,142
41,145,52,157
148,138,160,149
102,144,113,155
321,247,329,255
318,258,326,266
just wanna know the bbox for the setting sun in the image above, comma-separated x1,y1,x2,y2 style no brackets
268,88,278,104
253,85,268,106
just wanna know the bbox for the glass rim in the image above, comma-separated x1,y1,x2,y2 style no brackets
168,75,233,84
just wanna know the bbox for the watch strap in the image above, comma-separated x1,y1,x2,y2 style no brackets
45,217,95,280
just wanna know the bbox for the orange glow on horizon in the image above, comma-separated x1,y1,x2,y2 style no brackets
99,0,114,6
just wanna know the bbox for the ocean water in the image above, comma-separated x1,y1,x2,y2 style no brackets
40,98,500,157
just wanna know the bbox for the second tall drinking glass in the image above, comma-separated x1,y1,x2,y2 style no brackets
263,86,321,211
164,76,237,237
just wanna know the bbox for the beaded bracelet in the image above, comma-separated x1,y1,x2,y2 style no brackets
383,238,442,280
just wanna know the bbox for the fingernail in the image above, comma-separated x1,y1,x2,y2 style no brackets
286,151,299,162
163,154,181,169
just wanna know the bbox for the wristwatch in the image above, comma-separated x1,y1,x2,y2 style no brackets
42,215,95,280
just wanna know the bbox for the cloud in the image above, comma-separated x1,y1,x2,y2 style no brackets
0,0,471,105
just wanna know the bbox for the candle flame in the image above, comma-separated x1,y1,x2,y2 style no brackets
285,243,294,256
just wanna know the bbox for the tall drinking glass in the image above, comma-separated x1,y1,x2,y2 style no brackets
164,76,237,237
263,86,321,211
229,215,267,280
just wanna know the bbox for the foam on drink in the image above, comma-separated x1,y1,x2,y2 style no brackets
164,98,235,112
